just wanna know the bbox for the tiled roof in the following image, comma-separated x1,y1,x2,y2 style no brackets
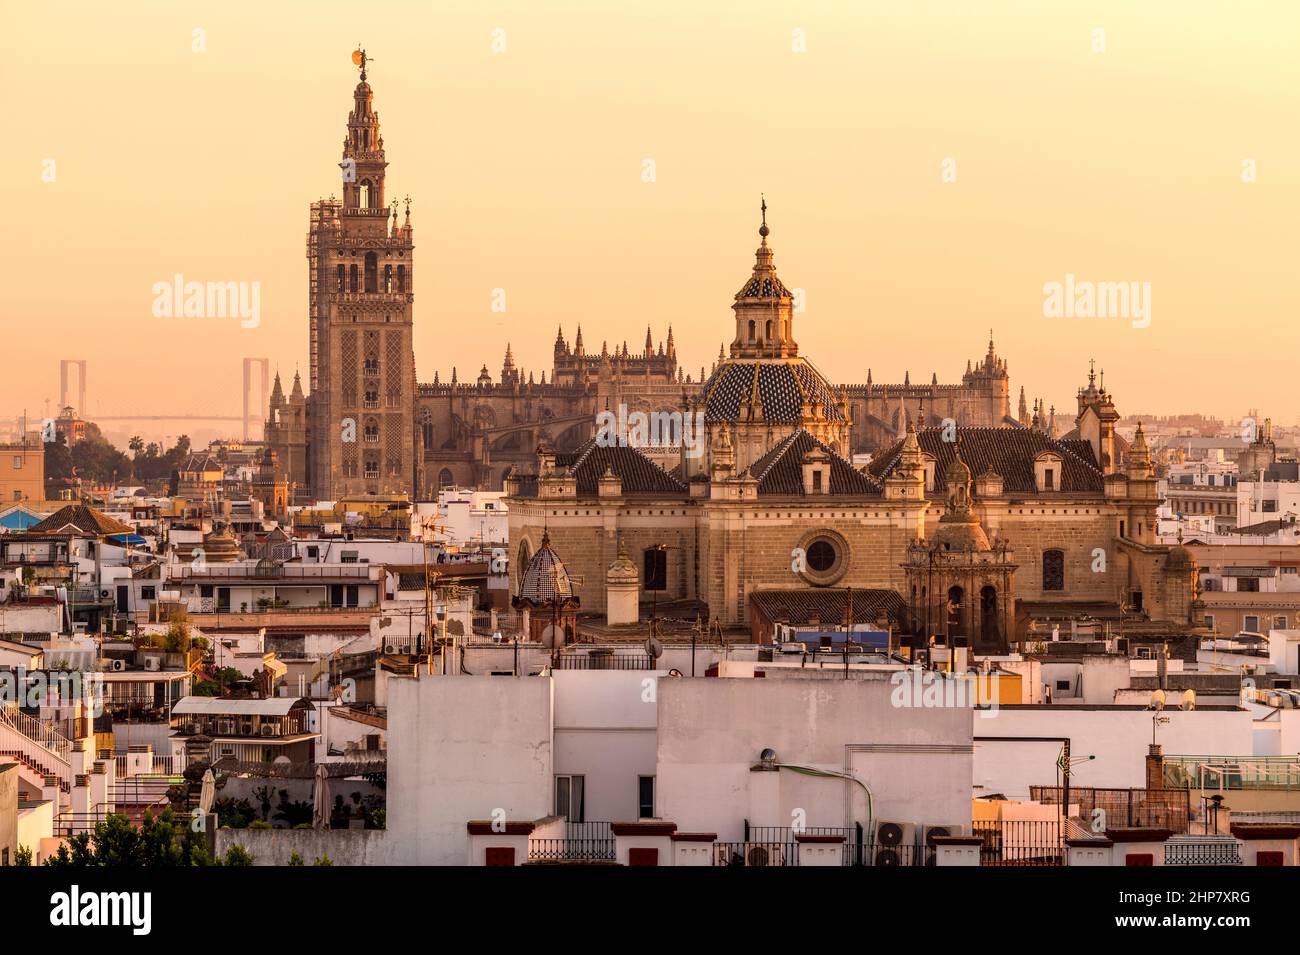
1231,519,1300,536
1058,439,1100,468
559,438,687,497
870,427,1104,494
1058,427,1131,458
515,534,578,606
749,588,908,628
28,505,134,536
736,270,791,299
747,430,882,496
702,360,845,423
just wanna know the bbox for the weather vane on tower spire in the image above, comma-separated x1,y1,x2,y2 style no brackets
352,45,371,80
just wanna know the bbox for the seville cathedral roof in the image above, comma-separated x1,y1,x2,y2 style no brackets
747,429,882,496
871,426,1105,494
1058,428,1131,464
555,437,687,496
702,361,846,424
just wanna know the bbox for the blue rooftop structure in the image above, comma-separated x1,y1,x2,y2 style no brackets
0,506,43,532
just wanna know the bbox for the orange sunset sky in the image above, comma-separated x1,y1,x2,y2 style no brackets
2,0,1297,443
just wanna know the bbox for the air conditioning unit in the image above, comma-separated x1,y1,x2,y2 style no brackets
110,659,126,672
144,658,161,671
923,823,964,866
100,589,110,599
743,844,785,867
872,821,916,866
217,720,235,736
240,722,254,736
260,724,275,737
383,643,398,654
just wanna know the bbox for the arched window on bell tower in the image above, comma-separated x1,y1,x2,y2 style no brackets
359,181,371,209
364,253,378,293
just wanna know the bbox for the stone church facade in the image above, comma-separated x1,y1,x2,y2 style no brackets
505,212,1200,648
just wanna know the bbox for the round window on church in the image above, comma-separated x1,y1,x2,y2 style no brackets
797,530,849,586
807,540,836,572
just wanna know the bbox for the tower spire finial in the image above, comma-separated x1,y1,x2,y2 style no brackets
352,45,369,81
759,194,769,241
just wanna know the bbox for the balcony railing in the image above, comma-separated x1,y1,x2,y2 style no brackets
528,838,616,862
1164,837,1243,866
173,564,370,580
527,821,616,861
553,653,656,670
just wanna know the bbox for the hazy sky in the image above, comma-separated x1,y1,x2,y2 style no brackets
3,0,1297,442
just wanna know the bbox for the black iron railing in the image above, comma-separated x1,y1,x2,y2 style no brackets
1164,839,1243,866
553,653,655,670
528,838,616,862
972,820,1064,866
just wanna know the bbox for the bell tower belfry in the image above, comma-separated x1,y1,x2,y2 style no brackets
306,48,419,500
730,198,798,360
341,48,388,220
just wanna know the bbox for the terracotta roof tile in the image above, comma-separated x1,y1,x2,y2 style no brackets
870,427,1104,494
559,438,687,497
747,430,882,496
28,505,134,536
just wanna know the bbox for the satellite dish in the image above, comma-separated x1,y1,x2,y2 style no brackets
542,625,562,649
1150,689,1166,711
1182,688,1196,711
645,636,663,660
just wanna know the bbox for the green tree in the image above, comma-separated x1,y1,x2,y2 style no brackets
42,436,73,482
41,808,212,867
223,844,254,866
163,610,191,653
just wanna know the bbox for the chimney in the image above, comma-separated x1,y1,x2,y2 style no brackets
1146,744,1165,791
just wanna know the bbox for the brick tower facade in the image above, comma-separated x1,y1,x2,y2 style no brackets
305,49,418,500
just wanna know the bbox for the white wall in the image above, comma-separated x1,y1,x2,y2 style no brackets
385,675,553,865
655,674,973,842
552,669,659,822
972,707,1254,800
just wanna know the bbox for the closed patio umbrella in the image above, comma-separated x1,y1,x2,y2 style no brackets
312,763,329,831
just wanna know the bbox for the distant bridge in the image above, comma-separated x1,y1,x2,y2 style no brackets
93,415,243,422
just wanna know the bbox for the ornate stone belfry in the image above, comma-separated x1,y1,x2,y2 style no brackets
694,201,851,480
731,197,798,360
903,439,1016,655
301,47,419,500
